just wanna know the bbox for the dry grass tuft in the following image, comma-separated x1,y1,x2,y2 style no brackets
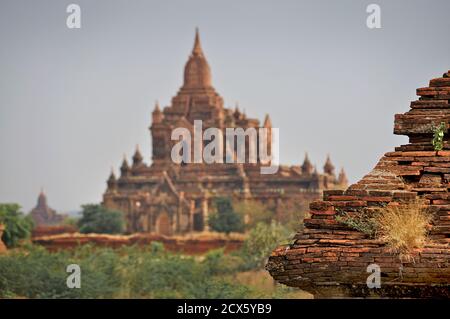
375,200,432,261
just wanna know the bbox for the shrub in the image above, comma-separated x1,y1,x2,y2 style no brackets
78,204,125,234
0,245,124,298
233,200,273,229
208,198,244,234
0,203,33,247
276,200,309,232
0,243,284,299
432,122,446,151
375,201,432,260
238,221,290,270
335,211,378,238
201,248,242,275
62,216,79,229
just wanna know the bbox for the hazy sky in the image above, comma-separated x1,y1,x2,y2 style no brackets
0,0,449,212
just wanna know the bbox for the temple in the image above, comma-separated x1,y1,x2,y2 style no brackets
29,190,64,226
102,30,347,235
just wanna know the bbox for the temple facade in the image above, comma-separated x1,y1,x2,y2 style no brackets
102,30,347,235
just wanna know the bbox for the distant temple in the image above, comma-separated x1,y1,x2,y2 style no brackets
103,30,347,235
29,190,64,226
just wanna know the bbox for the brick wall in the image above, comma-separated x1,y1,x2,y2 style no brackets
32,232,244,255
266,71,450,298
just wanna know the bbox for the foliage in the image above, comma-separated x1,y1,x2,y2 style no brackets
201,249,239,275
237,221,290,270
0,245,123,298
335,201,432,260
233,199,307,232
432,121,446,151
0,204,33,247
0,202,302,299
234,200,273,229
62,216,79,229
0,228,300,299
129,248,252,298
375,201,432,260
77,204,125,234
276,200,308,232
335,211,378,238
208,198,244,234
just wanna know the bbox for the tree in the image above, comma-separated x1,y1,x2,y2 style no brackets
78,204,125,234
0,203,33,247
208,197,244,234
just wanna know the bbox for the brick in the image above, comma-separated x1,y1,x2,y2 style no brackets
268,71,450,293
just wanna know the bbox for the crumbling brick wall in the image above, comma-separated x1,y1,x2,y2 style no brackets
266,71,450,298
32,232,244,255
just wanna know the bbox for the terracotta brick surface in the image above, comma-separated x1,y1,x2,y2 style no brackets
32,232,244,255
266,71,450,298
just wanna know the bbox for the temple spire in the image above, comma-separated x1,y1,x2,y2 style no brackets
108,167,116,182
192,27,203,56
133,145,143,165
312,165,319,177
301,152,313,175
183,28,212,89
121,154,130,175
323,154,335,176
338,168,348,186
37,188,47,208
152,100,163,123
107,167,117,190
263,114,272,128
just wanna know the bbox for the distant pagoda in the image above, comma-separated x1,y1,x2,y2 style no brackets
29,190,64,226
